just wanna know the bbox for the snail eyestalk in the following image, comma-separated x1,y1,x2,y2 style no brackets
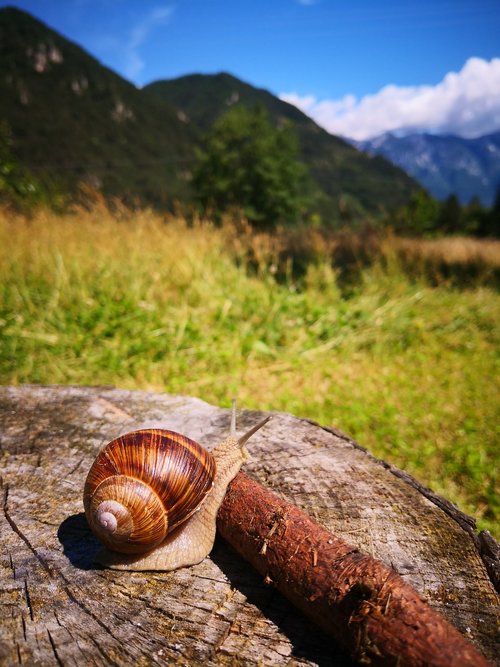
238,416,272,448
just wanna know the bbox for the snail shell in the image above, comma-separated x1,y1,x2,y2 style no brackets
83,404,270,571
83,429,216,555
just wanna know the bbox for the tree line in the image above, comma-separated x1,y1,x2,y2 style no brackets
192,106,499,237
1,110,499,237
389,188,500,238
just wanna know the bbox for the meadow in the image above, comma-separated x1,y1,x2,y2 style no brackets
1,202,498,535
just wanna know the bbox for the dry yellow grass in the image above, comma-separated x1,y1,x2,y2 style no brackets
1,205,499,534
393,235,500,266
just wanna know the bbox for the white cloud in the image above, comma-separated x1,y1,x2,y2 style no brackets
125,6,173,79
280,58,500,140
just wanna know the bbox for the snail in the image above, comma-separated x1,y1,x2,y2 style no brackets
83,401,270,571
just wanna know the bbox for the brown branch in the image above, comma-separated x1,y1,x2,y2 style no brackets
217,472,491,667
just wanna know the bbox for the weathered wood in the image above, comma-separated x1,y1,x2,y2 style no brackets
0,385,498,666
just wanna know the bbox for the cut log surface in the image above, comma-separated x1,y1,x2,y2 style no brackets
0,385,498,666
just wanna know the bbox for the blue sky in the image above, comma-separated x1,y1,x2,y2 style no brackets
2,0,500,139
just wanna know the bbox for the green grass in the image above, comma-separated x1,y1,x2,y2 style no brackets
1,206,499,535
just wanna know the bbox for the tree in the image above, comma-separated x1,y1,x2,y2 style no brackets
463,196,489,236
437,194,462,234
387,190,439,236
405,190,440,235
0,120,46,207
192,106,308,228
486,184,500,237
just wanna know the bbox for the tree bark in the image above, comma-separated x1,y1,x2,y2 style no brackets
218,473,490,666
0,385,498,666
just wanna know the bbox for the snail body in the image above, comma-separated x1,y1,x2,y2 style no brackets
84,404,270,571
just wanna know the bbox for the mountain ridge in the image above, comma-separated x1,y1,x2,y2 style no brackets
0,6,419,216
0,6,198,205
144,72,419,216
353,131,500,207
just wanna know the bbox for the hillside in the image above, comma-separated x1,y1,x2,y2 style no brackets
354,132,500,207
144,72,420,216
0,6,197,206
0,6,420,216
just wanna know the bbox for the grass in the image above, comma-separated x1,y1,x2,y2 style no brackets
1,203,499,535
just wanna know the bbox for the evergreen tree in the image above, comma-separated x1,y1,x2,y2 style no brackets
463,196,489,236
406,190,439,235
192,106,308,228
486,184,500,237
437,194,462,234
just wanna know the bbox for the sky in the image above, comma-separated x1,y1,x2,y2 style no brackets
2,0,500,140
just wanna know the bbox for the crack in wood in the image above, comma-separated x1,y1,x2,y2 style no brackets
33,517,60,528
60,581,140,661
2,483,51,575
23,580,34,622
66,455,86,478
88,634,120,667
2,482,143,663
46,628,64,667
21,614,27,642
210,612,238,658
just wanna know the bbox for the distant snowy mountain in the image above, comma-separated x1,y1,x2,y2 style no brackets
353,132,500,207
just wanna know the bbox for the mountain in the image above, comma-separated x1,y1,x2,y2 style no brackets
0,6,420,216
144,73,420,216
0,6,197,206
353,132,500,207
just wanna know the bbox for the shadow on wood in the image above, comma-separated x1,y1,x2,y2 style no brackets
58,513,102,571
209,539,356,667
0,385,498,666
57,511,357,666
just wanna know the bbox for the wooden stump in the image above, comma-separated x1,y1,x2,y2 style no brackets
0,385,498,666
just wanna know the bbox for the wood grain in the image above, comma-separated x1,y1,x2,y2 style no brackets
0,385,498,666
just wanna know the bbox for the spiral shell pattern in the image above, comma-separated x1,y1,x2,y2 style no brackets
83,429,216,554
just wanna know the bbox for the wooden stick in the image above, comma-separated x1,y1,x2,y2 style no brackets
217,472,491,667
